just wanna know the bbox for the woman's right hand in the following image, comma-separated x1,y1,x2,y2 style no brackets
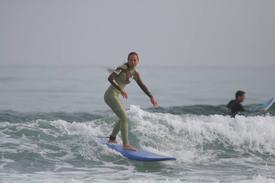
120,89,128,99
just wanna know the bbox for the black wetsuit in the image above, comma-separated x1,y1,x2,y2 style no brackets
226,100,245,117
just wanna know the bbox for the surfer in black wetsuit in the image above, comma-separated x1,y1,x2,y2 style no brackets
226,90,245,117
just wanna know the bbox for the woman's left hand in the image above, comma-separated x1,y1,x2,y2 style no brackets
150,96,158,108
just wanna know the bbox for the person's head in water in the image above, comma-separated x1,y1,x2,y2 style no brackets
235,90,245,103
127,52,139,69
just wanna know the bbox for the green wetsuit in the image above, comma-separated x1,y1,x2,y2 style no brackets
104,63,152,145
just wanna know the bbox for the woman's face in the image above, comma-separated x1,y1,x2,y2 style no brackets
128,54,139,69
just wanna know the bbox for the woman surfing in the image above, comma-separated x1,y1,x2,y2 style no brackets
104,52,158,151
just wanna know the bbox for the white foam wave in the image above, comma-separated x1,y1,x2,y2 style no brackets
128,105,275,163
2,107,275,165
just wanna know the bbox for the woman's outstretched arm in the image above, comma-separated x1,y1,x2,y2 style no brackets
134,72,158,107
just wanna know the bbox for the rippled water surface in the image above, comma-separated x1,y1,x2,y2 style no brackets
0,65,275,182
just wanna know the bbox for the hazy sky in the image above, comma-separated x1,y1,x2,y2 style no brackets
1,0,275,67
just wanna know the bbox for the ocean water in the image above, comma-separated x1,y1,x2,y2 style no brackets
0,65,275,183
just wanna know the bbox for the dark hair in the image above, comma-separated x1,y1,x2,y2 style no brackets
127,52,139,61
235,90,245,98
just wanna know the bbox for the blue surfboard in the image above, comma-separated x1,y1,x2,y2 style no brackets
98,138,176,161
252,97,274,112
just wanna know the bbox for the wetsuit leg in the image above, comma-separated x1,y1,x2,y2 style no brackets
104,92,129,145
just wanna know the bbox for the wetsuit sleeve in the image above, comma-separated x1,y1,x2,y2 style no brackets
226,100,233,108
134,71,153,98
107,64,128,92
108,69,123,92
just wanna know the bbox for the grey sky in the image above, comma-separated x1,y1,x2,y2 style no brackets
1,0,275,67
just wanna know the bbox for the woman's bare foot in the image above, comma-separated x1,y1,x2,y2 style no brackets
123,144,137,151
